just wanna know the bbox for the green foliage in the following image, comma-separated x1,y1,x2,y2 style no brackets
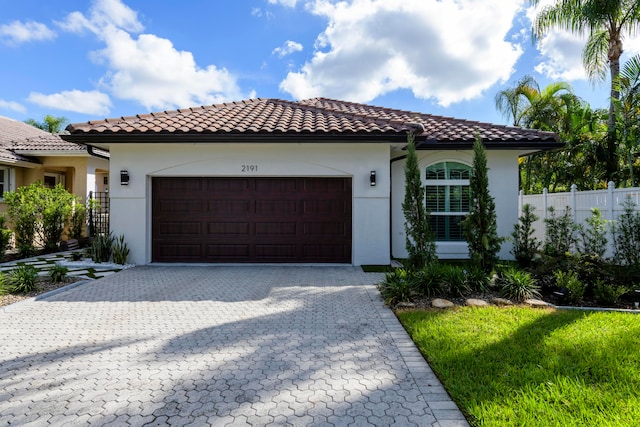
0,273,8,296
411,264,445,298
593,280,628,306
378,269,418,306
90,233,114,263
0,215,13,261
112,234,130,265
8,265,39,293
398,308,640,427
543,206,577,257
4,182,76,253
462,136,502,272
511,204,540,267
70,203,86,239
49,264,69,284
463,264,491,293
402,133,435,270
554,270,586,304
443,264,471,297
612,197,640,266
24,115,68,133
497,266,540,302
577,208,608,258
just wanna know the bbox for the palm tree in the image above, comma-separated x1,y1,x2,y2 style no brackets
495,75,539,126
528,0,640,182
24,115,68,133
614,54,640,186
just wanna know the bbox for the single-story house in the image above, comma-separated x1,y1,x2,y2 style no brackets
0,116,110,212
63,98,561,265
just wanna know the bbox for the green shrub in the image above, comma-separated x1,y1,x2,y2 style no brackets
577,208,608,258
378,269,419,306
612,197,640,266
439,264,470,297
9,265,39,293
464,264,491,292
554,270,586,304
498,266,540,302
70,203,86,239
0,215,13,261
112,234,130,265
593,280,628,306
511,204,540,267
49,264,69,284
543,206,577,257
413,264,445,298
0,273,8,296
90,233,114,263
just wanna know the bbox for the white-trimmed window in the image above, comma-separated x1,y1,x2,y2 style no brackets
425,162,471,241
44,172,65,189
0,167,14,200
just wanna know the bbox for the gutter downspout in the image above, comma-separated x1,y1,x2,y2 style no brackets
86,145,110,160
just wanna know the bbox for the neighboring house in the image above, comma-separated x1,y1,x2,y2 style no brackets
0,116,110,213
63,98,561,265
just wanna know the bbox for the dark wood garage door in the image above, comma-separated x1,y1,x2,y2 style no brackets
152,177,352,263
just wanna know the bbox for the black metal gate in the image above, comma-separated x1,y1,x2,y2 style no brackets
87,191,109,236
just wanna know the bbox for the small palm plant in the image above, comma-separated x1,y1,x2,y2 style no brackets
498,266,540,303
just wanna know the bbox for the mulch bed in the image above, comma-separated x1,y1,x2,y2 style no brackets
0,277,83,308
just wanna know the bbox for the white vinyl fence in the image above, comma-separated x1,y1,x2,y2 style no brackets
518,182,640,258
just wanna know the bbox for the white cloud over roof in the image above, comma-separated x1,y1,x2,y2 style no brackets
27,90,112,116
0,20,56,45
279,0,526,107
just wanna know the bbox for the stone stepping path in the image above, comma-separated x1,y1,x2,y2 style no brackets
0,251,132,280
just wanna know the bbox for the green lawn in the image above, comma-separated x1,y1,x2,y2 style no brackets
397,307,640,427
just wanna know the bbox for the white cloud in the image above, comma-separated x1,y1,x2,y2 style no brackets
533,31,587,80
268,0,298,7
0,99,27,114
28,90,112,116
58,0,248,112
273,40,303,58
0,20,56,45
279,0,526,107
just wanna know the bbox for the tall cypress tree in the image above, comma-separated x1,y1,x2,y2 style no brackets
463,136,502,272
402,133,436,269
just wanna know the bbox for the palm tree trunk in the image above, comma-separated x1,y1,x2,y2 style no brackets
607,55,621,183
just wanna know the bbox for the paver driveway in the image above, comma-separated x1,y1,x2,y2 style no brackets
0,266,468,426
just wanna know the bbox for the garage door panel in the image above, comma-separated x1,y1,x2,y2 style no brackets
156,222,202,236
255,200,299,215
255,222,297,235
208,200,252,215
158,200,203,214
207,222,250,235
157,244,202,259
153,177,351,263
207,244,250,258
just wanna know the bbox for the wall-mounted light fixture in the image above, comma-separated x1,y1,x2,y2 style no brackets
370,170,376,186
120,170,130,185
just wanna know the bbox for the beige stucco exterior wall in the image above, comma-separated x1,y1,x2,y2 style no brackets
108,142,391,266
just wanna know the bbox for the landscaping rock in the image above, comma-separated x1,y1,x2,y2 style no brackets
395,301,416,309
466,298,489,307
432,298,455,308
491,297,514,306
525,298,553,308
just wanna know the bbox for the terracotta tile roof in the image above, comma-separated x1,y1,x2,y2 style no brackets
64,98,560,146
0,116,87,163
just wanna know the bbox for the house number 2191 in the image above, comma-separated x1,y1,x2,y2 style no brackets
241,165,258,172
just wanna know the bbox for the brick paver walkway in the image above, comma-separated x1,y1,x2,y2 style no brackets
0,266,468,426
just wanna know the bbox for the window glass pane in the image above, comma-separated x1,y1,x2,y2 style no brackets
426,186,445,212
447,163,471,179
0,169,5,198
429,214,466,241
426,162,446,180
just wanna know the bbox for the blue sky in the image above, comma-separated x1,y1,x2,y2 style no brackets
0,0,636,128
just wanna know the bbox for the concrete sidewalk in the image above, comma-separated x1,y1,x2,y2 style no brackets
0,266,468,426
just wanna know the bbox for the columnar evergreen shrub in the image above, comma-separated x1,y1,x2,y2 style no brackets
402,133,436,270
463,137,502,272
